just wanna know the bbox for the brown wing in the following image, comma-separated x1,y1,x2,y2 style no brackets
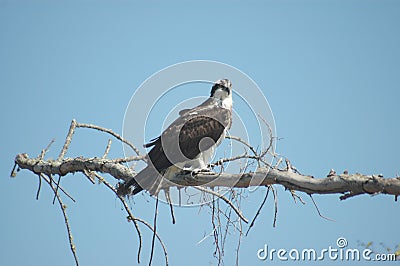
178,114,226,160
145,104,231,172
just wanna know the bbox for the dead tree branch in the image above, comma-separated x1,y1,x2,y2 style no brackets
9,120,400,266
14,153,400,200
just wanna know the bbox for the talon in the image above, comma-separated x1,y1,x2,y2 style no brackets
190,168,214,176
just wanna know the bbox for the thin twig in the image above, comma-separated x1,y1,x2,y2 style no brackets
290,190,306,204
110,155,146,164
83,169,96,184
274,157,283,168
236,211,243,266
209,153,259,168
211,194,222,265
257,114,275,159
10,162,18,177
102,139,112,159
52,175,62,204
196,228,216,245
309,194,336,222
93,172,143,264
149,196,159,266
226,135,258,157
246,186,270,236
221,198,231,256
36,174,42,200
226,135,262,168
58,119,77,160
76,122,142,157
216,196,223,265
39,174,76,203
39,138,55,160
271,186,278,227
165,191,176,224
95,172,168,265
195,186,248,224
42,174,79,266
135,218,168,266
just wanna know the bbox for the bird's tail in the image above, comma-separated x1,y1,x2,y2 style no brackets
118,166,163,196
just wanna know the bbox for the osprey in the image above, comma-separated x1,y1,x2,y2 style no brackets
122,79,233,195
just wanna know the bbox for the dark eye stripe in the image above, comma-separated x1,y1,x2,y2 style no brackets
210,79,232,97
211,84,230,96
220,85,230,95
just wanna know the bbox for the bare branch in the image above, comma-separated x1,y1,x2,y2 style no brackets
102,139,112,159
39,138,55,160
10,162,18,177
225,135,258,157
38,173,76,203
111,155,146,164
211,195,222,265
271,186,278,227
58,119,77,160
165,191,176,224
309,194,336,222
257,114,275,159
10,120,400,266
235,200,243,266
93,172,143,264
246,186,270,236
82,169,96,184
209,153,259,168
35,174,42,200
289,189,306,204
75,121,142,158
52,174,62,204
94,172,168,266
40,174,79,266
133,218,168,266
14,154,400,200
195,186,248,224
149,196,159,266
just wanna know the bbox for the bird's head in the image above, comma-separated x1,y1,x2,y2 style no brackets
210,79,232,108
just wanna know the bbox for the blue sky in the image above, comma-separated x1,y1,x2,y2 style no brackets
1,1,399,265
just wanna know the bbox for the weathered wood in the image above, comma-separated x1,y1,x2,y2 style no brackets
14,153,400,200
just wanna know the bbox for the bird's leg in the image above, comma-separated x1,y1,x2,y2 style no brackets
180,159,215,177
